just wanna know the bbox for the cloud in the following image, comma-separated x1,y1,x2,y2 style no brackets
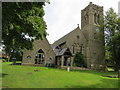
44,0,119,44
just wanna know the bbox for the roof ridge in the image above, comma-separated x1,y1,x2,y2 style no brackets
79,29,87,41
52,26,80,45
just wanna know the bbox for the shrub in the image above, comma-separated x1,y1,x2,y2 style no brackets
74,52,86,67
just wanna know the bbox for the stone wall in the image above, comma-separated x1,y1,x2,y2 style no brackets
22,38,55,66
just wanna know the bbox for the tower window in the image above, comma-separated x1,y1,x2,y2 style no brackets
94,13,97,24
84,16,86,25
76,35,80,39
97,14,100,24
84,14,89,25
86,14,89,24
94,33,97,39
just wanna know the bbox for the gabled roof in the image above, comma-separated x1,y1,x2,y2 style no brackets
55,48,67,56
54,48,72,56
52,26,87,48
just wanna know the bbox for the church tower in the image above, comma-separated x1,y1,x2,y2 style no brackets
81,2,105,69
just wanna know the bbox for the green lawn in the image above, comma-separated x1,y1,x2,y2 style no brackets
1,62,119,88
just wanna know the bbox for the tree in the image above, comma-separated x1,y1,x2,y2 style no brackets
104,8,120,71
2,2,47,64
74,52,86,67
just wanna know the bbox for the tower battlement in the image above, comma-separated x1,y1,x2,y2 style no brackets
81,2,103,28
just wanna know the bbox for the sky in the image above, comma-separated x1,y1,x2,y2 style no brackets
43,0,120,44
118,1,120,14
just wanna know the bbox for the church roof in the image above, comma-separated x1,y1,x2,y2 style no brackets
54,48,72,56
52,26,87,48
54,48,67,56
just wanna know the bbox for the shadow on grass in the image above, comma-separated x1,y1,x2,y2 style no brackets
0,73,8,78
118,78,120,89
65,79,118,88
71,69,117,76
10,63,22,65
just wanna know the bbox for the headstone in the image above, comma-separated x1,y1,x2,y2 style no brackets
34,69,40,72
67,67,70,72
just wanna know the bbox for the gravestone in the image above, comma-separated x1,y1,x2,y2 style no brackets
67,67,70,72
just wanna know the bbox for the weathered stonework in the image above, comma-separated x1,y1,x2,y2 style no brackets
22,2,105,69
22,38,55,66
52,2,105,69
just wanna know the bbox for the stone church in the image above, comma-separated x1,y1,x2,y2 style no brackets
22,2,105,69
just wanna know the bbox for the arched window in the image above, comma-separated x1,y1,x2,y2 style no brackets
76,35,80,39
86,14,89,24
84,14,89,25
38,49,44,53
84,16,86,25
35,49,45,64
76,43,80,52
72,45,75,54
80,44,83,53
72,43,77,54
94,33,97,39
97,14,100,24
94,13,97,24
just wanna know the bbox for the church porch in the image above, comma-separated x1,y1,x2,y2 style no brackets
55,48,73,67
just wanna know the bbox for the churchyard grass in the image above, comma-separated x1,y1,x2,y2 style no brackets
2,62,118,88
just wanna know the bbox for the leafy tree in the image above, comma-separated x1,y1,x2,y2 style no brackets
2,2,47,64
104,8,120,71
74,52,86,67
105,46,114,67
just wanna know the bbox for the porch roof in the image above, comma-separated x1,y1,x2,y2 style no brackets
54,48,72,56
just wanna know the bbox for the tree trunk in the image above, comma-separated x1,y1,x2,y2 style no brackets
115,58,120,71
12,49,16,65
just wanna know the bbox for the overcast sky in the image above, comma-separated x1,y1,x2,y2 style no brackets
43,0,120,44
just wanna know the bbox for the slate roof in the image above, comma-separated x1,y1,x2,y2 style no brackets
54,48,67,56
52,29,75,48
52,26,87,48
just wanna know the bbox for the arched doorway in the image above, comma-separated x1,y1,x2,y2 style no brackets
35,49,45,64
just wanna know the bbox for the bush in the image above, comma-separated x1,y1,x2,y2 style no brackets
0,59,7,62
74,52,86,67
